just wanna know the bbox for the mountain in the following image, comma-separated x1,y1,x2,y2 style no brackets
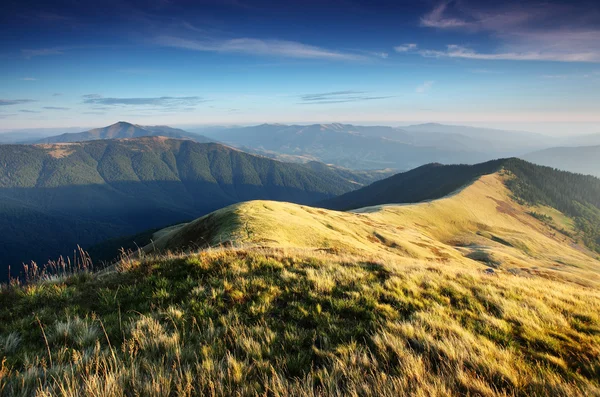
4,158,598,395
203,123,494,170
203,123,558,171
36,121,212,144
402,123,555,153
0,137,369,281
564,132,600,147
521,145,600,177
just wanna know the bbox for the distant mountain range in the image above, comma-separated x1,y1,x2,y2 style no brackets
36,121,212,144
521,145,600,177
0,137,376,280
201,123,561,170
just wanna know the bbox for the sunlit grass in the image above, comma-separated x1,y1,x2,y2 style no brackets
1,247,599,396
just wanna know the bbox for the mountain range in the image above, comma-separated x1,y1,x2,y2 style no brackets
0,136,379,281
521,145,600,177
200,123,561,170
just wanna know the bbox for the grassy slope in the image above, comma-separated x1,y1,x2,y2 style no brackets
150,172,600,287
1,172,599,395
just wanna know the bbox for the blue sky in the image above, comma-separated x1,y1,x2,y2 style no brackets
1,0,599,133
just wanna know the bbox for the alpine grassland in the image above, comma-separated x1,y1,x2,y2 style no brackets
1,168,599,396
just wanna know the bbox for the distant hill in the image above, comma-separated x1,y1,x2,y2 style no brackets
564,132,600,147
204,123,556,170
0,137,368,280
36,121,212,144
521,145,600,177
0,127,92,144
402,123,554,153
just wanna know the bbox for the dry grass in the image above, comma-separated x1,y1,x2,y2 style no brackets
1,172,600,396
0,248,599,396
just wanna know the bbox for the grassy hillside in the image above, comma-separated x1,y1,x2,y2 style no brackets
36,121,212,144
321,159,505,211
322,158,600,253
0,137,366,280
1,170,599,395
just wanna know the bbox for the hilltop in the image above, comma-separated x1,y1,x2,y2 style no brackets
1,160,599,395
0,137,372,280
145,167,600,287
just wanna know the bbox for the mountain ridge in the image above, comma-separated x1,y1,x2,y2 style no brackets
35,121,213,144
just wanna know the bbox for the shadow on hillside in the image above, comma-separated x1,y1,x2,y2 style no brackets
0,180,335,282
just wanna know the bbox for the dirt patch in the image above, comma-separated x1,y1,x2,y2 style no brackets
46,146,76,159
488,197,519,217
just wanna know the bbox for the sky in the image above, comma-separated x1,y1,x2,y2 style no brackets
1,0,600,134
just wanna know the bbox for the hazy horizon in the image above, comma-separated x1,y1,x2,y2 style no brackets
1,120,598,138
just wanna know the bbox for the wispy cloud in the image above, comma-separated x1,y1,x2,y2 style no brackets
0,99,36,106
21,48,64,58
419,44,600,62
300,90,393,105
154,36,368,61
418,1,600,63
82,94,206,107
394,43,418,53
43,106,70,110
540,71,600,79
19,109,41,113
415,81,434,94
19,77,37,81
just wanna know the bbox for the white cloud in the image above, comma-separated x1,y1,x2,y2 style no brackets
416,81,434,94
420,2,469,29
418,1,600,63
154,36,368,61
419,44,600,63
394,43,417,52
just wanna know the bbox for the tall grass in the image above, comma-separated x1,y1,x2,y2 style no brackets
1,248,599,396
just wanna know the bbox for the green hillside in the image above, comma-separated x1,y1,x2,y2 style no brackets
0,137,365,280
